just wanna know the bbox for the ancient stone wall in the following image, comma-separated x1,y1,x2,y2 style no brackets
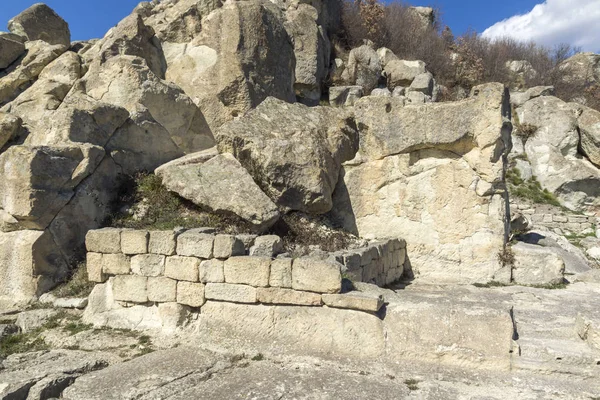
511,201,599,235
85,228,406,314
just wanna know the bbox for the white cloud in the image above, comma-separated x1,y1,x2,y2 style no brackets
482,0,600,52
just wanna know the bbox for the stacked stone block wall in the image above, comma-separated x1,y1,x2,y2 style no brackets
85,228,407,315
510,201,599,236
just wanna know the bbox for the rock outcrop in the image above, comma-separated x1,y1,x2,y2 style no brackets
8,3,71,46
331,83,513,283
216,97,359,214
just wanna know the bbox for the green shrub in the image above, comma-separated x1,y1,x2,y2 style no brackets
506,168,561,207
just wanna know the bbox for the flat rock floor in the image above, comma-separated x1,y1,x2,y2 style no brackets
1,282,600,399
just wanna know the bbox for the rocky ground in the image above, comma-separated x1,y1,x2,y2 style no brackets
2,280,599,399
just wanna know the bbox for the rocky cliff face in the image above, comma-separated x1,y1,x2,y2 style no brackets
0,1,598,305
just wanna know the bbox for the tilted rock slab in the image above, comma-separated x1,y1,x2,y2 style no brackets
216,97,359,214
156,151,280,231
331,83,513,284
0,32,26,70
8,3,71,46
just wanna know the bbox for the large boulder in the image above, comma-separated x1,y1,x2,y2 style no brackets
156,151,280,231
0,40,67,105
384,59,427,88
577,105,600,167
0,32,26,69
512,242,565,286
516,96,600,211
83,55,214,173
344,44,381,94
8,3,71,46
285,4,330,105
2,51,83,131
162,0,296,131
331,83,513,284
559,52,600,84
216,97,359,214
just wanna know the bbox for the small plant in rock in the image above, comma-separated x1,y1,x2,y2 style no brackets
404,378,420,391
51,262,95,298
0,332,49,357
514,123,538,141
506,169,562,207
497,246,515,268
251,353,265,361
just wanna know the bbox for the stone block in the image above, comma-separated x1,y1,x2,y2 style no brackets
542,214,553,223
147,277,177,303
176,281,205,307
531,214,544,223
199,259,225,283
176,229,214,258
236,234,257,251
292,258,342,294
386,266,403,285
257,287,322,306
249,235,283,257
512,243,565,286
131,254,165,277
341,253,361,271
205,283,257,303
86,252,105,283
269,258,292,288
148,230,177,255
85,228,121,253
553,215,568,223
165,256,199,282
566,222,581,231
344,268,363,282
113,275,147,303
213,234,245,259
101,253,130,275
120,230,148,255
322,293,384,312
224,257,271,287
569,215,589,223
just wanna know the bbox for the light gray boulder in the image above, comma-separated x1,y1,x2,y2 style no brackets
8,3,71,46
384,59,426,88
345,44,382,94
577,105,600,167
15,309,59,333
329,85,363,107
0,32,25,69
156,151,280,232
216,97,359,214
250,235,284,257
409,72,434,96
512,242,565,286
0,112,21,149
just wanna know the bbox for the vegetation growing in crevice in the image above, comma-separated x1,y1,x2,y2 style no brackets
506,168,562,207
107,172,253,234
51,262,95,298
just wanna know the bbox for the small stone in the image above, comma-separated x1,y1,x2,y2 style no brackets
148,277,177,303
249,235,283,257
176,281,205,307
292,258,342,293
120,230,148,255
131,254,165,277
102,253,131,275
269,258,292,288
15,309,59,333
204,283,257,304
148,230,177,255
53,297,89,309
177,230,214,258
86,252,106,283
165,256,199,282
213,234,246,259
85,228,121,253
322,293,384,312
113,275,148,303
199,259,225,283
257,287,322,306
224,257,271,287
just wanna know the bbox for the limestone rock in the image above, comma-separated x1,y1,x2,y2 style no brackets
216,97,359,214
165,256,200,282
577,105,600,167
257,287,322,306
86,228,121,254
384,59,427,88
345,44,381,94
0,40,67,106
249,235,283,257
113,275,148,303
560,52,600,84
321,292,383,312
157,152,280,232
0,111,21,149
204,283,257,303
83,55,214,173
176,281,205,307
224,257,271,287
331,83,512,284
0,32,25,69
162,0,296,131
409,72,434,96
8,3,71,46
291,258,341,293
376,47,398,68
285,4,330,105
329,85,363,107
176,229,214,258
512,242,565,286
15,308,59,333
0,144,104,231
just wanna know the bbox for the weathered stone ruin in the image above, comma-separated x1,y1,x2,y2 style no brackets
1,2,600,398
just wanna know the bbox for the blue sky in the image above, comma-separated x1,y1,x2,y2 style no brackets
0,1,598,51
